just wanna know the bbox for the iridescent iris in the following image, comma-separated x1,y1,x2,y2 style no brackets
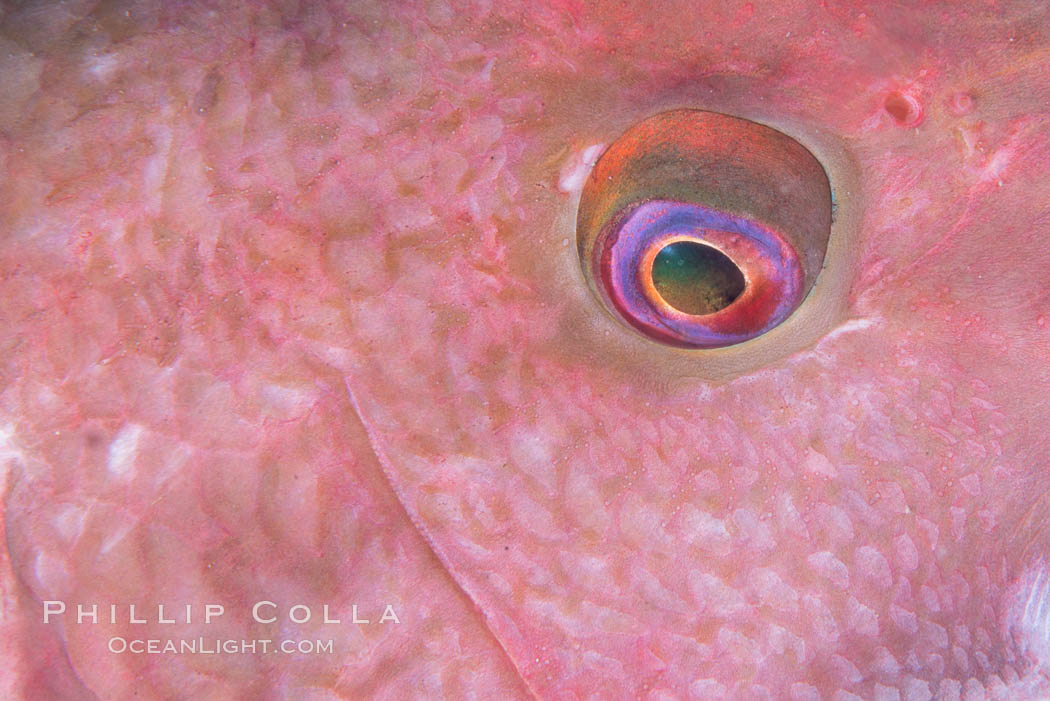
597,200,803,348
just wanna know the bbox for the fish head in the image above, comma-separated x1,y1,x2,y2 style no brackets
3,1,1050,700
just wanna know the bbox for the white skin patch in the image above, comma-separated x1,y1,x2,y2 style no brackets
558,143,605,193
106,423,144,478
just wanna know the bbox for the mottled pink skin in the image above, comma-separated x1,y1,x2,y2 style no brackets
2,1,1050,700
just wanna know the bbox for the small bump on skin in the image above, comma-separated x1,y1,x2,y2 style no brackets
949,91,975,117
885,90,924,127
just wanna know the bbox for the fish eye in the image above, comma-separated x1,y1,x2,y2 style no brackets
576,109,833,349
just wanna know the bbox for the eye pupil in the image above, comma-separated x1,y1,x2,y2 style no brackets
651,241,746,316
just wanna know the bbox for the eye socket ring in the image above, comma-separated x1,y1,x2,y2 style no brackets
577,109,832,349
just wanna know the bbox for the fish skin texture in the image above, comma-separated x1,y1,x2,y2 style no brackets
2,1,1050,700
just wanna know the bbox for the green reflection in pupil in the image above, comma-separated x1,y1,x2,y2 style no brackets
650,241,746,315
